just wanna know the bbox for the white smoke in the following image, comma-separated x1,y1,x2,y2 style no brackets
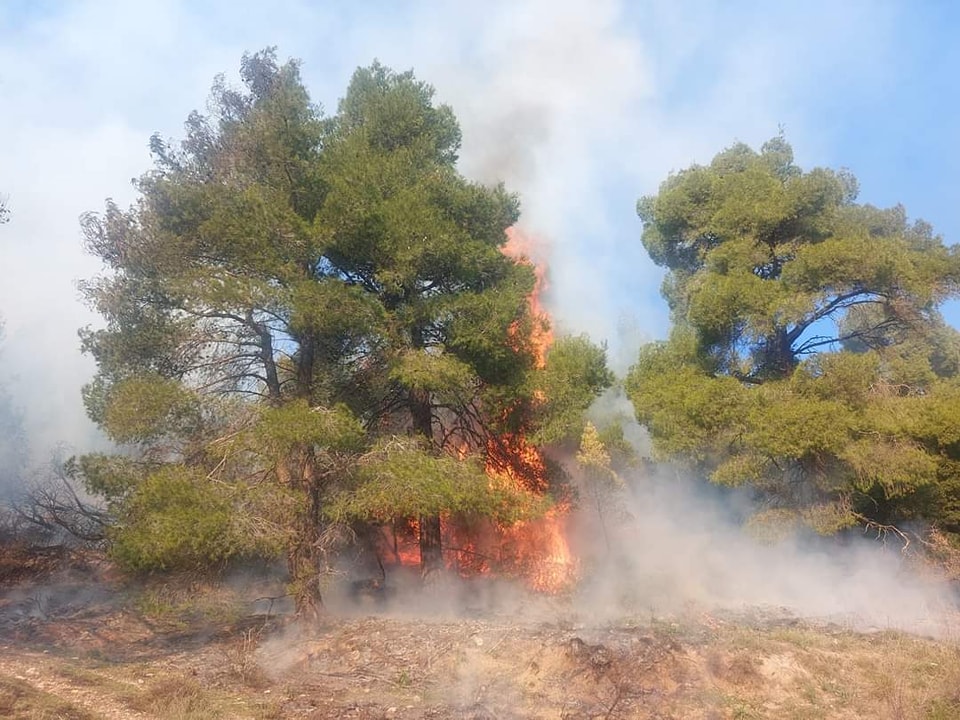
571,467,956,638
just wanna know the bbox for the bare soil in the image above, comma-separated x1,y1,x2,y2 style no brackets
1,553,959,719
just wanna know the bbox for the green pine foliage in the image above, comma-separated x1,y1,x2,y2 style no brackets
534,336,615,446
108,466,283,572
629,136,960,534
328,438,547,525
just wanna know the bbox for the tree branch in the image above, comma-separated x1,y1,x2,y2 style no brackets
786,290,887,345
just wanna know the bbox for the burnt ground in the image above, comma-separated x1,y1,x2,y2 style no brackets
1,554,960,719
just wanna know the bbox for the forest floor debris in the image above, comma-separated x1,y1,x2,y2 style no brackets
0,556,959,719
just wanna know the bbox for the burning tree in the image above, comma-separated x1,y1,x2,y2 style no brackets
78,50,611,615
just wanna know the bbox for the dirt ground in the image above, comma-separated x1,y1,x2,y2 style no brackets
1,554,960,719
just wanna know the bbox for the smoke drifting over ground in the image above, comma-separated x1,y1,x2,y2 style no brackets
571,468,955,638
311,402,956,638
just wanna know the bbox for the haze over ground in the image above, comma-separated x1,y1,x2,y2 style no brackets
1,0,959,465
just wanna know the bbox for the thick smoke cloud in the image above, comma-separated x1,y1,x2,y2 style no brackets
321,451,955,637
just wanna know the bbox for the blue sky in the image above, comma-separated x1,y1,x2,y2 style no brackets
0,0,958,456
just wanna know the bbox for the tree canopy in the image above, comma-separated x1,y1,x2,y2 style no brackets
628,137,960,534
79,49,610,613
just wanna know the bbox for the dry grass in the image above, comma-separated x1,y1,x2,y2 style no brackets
124,676,224,719
0,675,97,720
221,625,272,688
698,623,960,720
0,615,958,719
1,562,960,719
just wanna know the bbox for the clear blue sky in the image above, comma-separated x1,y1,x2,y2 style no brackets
1,0,959,453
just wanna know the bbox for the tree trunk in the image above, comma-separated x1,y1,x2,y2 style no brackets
411,390,444,577
418,513,443,578
762,327,797,380
280,447,324,623
409,373,444,578
250,311,282,402
295,330,315,400
288,526,323,624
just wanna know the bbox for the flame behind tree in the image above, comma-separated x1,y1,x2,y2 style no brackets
445,227,613,590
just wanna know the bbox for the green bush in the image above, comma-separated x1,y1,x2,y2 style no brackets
110,466,273,572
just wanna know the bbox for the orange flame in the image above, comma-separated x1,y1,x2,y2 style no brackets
483,446,579,592
377,226,578,593
500,506,576,592
489,225,577,592
378,519,422,567
502,226,554,369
